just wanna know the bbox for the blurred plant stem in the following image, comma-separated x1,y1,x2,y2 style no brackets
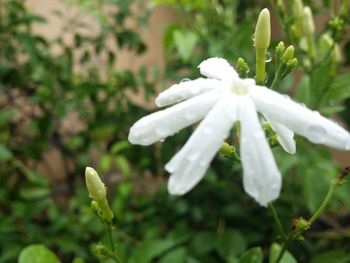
268,203,287,242
274,170,348,263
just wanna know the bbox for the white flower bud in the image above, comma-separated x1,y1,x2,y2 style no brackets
302,7,315,37
85,167,106,202
254,8,271,50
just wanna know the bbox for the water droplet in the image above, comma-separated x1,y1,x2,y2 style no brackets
160,138,165,142
251,34,255,41
265,52,272,62
187,153,199,162
185,111,196,120
305,125,327,144
180,78,191,83
190,86,201,94
253,131,264,139
156,126,170,137
199,160,206,166
329,100,336,106
203,127,212,134
141,138,150,144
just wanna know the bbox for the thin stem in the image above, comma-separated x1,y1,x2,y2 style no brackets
275,235,293,263
308,178,339,225
268,203,287,242
105,223,123,263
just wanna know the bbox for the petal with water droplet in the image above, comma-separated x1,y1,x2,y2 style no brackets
250,85,350,151
268,119,296,154
128,90,220,146
155,78,222,107
198,57,238,81
238,96,281,206
166,93,238,195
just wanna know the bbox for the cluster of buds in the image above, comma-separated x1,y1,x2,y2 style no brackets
274,42,298,81
219,142,241,162
85,167,114,223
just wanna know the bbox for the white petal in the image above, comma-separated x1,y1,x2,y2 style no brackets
198,57,238,81
269,120,296,154
155,78,222,107
238,96,281,206
166,93,238,195
128,90,220,145
250,85,350,151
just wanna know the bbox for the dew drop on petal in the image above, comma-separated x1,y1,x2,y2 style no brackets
187,152,199,162
253,131,264,139
265,52,272,62
180,78,191,83
203,126,212,134
305,125,327,144
156,126,170,137
185,111,196,120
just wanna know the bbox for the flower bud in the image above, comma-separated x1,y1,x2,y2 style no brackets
302,7,315,37
331,44,341,64
275,41,286,59
292,0,303,19
85,167,106,202
254,8,271,50
282,46,295,63
236,58,249,78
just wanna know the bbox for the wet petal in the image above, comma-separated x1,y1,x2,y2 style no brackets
155,78,222,107
166,93,238,195
238,96,281,206
250,85,350,151
269,119,296,154
128,90,220,145
198,57,238,81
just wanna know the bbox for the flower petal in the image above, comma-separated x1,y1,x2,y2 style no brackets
155,78,222,107
250,85,350,151
238,96,281,206
198,57,238,81
269,120,296,154
128,90,220,146
166,93,238,195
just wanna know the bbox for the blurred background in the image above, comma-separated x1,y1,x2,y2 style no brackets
0,0,350,262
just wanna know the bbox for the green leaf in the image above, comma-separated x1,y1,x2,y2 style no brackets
173,30,198,62
269,243,296,263
129,237,186,263
239,247,263,263
216,229,247,259
114,155,130,177
18,244,61,263
295,75,310,106
0,143,12,161
310,251,350,263
325,73,350,101
160,247,186,263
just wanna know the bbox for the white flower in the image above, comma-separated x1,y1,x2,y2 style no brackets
128,57,350,206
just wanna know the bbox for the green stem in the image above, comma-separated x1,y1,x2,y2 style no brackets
275,177,341,263
275,235,293,263
308,178,339,225
106,223,123,263
255,48,266,84
268,203,287,242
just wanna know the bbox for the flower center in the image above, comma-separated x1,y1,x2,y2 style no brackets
230,78,255,95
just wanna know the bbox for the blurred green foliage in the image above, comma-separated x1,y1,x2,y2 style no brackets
1,0,350,262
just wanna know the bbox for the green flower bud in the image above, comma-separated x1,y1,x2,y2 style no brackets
282,46,295,63
277,0,286,15
85,167,106,202
236,58,249,78
276,41,286,59
220,142,240,162
254,8,271,50
302,7,315,37
293,0,303,19
331,44,341,64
